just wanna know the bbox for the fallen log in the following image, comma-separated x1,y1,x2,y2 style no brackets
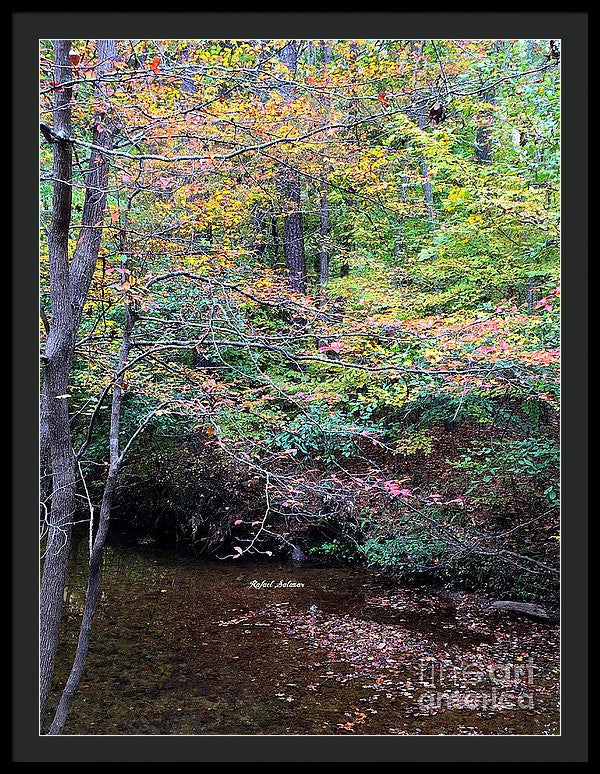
487,600,557,622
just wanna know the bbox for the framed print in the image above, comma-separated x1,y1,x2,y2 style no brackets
13,11,587,763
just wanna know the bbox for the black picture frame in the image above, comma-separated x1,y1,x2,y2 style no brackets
13,12,588,762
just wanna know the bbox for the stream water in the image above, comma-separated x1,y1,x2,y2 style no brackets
52,542,559,735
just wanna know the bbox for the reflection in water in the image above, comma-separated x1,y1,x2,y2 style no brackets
51,543,559,735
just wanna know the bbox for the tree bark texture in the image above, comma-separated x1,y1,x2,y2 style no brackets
39,39,75,719
48,308,135,735
318,41,332,292
40,39,118,724
278,41,306,293
475,85,495,164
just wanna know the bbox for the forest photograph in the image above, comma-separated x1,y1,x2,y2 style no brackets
38,36,561,738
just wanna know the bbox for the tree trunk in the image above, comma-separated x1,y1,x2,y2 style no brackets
278,41,306,293
39,39,75,720
475,41,498,166
281,174,306,292
39,39,118,724
68,39,119,328
417,119,435,218
318,41,332,294
475,84,494,164
414,42,435,219
48,308,135,735
319,185,330,287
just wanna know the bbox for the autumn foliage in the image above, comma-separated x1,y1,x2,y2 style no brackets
40,38,560,595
